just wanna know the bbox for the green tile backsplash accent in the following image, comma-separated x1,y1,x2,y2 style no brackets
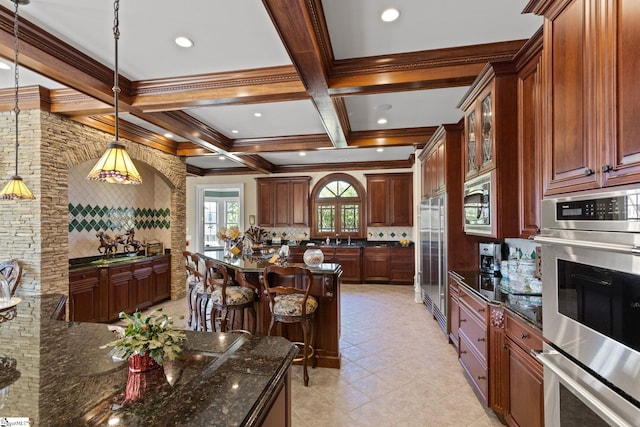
68,203,170,233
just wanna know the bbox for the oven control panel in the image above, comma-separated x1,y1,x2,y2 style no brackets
556,195,639,221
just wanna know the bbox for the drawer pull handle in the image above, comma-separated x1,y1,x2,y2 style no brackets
477,338,485,342
460,318,467,323
460,350,467,354
81,274,86,278
520,332,529,340
477,308,485,313
477,376,486,380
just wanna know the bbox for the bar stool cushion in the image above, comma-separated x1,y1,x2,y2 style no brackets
273,294,318,317
210,286,255,306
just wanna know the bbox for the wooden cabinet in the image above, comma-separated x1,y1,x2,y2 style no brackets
457,286,489,406
420,140,446,199
69,267,102,322
365,173,413,226
516,31,543,238
362,247,390,282
334,247,362,283
256,177,310,227
488,305,544,427
69,255,171,322
459,63,519,239
448,278,460,350
527,0,640,195
389,247,414,284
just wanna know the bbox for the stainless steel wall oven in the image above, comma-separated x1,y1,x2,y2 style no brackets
536,189,640,426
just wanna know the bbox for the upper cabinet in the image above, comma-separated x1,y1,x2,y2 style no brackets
366,173,413,226
256,177,310,227
458,62,520,239
419,133,447,200
458,61,518,183
526,0,640,195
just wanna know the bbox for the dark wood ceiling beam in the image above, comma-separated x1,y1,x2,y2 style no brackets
349,127,438,147
262,0,348,148
231,134,332,154
131,66,309,112
329,40,528,95
49,88,112,116
235,154,275,174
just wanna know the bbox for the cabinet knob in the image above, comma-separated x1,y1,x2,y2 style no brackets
584,168,594,176
601,164,613,173
520,332,529,340
502,343,507,350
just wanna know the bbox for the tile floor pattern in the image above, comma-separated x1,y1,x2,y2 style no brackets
145,285,504,427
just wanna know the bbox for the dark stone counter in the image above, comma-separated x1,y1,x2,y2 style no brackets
0,294,297,426
449,270,542,330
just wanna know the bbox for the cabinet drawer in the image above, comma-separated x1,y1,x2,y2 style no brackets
505,311,543,355
459,287,487,321
70,268,99,283
459,333,488,404
459,304,487,362
109,264,133,275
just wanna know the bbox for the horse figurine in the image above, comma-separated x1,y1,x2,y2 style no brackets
96,231,120,258
120,228,145,254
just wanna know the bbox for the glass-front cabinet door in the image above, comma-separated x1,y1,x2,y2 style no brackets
465,110,478,178
481,93,493,168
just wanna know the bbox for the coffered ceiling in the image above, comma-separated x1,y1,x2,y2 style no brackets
0,0,541,175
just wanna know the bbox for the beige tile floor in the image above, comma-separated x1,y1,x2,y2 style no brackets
147,284,503,427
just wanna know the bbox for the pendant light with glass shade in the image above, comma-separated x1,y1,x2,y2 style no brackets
87,0,141,185
0,0,35,200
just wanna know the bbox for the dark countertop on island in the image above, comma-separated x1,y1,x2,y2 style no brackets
0,294,297,426
449,270,542,331
202,249,343,275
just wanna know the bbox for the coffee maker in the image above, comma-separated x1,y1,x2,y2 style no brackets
479,242,502,275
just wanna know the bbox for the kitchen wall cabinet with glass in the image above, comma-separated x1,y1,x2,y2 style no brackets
256,176,310,227
366,173,413,226
526,0,640,195
458,61,520,239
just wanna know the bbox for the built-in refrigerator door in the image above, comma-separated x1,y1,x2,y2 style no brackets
419,199,433,313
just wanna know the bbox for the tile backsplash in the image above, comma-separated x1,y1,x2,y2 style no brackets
68,160,172,259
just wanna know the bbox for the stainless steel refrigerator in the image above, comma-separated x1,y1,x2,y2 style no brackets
419,194,447,334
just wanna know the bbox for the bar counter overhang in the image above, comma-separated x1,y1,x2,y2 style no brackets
201,250,343,369
0,294,297,426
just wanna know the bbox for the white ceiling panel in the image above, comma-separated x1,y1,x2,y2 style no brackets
260,146,414,166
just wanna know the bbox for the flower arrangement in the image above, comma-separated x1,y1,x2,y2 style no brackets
400,239,411,247
244,226,269,244
217,226,241,242
101,309,186,365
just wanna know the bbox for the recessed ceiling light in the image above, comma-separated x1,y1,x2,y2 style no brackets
381,8,400,22
231,129,239,134
219,155,226,160
299,151,306,156
175,36,194,48
163,133,173,139
375,103,392,111
253,112,262,117
0,61,10,70
377,148,384,153
377,118,388,125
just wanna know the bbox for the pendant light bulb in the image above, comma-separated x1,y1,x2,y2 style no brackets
1,0,35,200
87,0,141,185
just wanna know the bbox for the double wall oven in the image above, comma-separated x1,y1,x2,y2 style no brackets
536,189,640,426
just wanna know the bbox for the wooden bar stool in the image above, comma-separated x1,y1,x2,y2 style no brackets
0,259,22,296
203,258,257,334
183,251,205,330
262,265,317,386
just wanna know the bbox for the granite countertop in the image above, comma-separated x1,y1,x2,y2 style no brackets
69,253,169,270
449,270,542,331
202,250,343,274
0,294,297,426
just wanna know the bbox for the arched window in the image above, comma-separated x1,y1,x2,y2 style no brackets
311,173,365,239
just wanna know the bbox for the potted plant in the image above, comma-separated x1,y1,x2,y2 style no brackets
102,309,186,372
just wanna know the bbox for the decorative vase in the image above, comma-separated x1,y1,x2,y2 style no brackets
124,366,167,403
128,352,162,373
303,248,324,267
223,240,231,258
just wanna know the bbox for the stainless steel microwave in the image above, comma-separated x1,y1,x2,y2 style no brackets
463,171,495,236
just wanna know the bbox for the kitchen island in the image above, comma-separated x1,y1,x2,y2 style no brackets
202,250,343,368
0,294,297,426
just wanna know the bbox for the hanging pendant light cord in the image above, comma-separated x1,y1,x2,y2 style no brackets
113,0,120,141
12,0,21,177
